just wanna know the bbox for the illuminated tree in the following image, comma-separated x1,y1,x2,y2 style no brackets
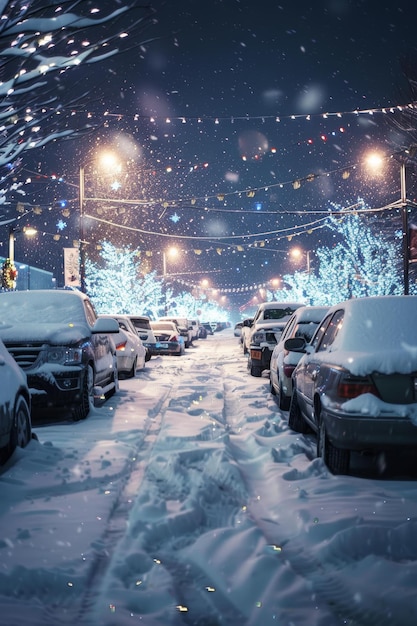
271,200,404,305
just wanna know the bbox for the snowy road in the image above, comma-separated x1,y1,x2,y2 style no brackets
2,329,417,625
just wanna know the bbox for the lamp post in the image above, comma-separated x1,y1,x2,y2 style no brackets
162,247,179,314
400,160,409,295
79,165,86,292
78,152,121,293
366,148,417,296
290,247,311,273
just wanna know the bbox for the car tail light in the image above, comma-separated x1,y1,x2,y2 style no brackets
337,376,380,399
171,335,179,342
116,341,127,351
283,363,296,378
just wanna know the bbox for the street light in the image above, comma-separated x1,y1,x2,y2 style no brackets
290,246,311,273
162,246,179,314
365,148,417,295
79,152,121,292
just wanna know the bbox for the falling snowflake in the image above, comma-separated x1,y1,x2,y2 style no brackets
170,212,181,223
56,219,67,231
111,181,121,191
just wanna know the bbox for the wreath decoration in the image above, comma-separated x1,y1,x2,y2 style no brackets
2,258,18,290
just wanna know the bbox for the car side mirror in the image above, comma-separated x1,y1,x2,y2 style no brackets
93,318,120,333
284,336,306,352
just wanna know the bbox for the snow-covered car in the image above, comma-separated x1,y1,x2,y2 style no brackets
128,315,158,359
269,306,329,410
98,315,146,378
0,337,32,465
0,290,119,421
234,322,243,337
201,322,214,336
286,295,417,475
189,319,200,341
158,316,193,347
150,321,185,355
247,302,305,377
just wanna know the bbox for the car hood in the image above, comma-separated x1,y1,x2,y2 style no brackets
0,322,91,345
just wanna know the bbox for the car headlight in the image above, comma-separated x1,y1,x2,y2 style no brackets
252,332,265,345
46,347,83,365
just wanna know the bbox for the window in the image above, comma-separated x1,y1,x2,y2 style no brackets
315,310,344,352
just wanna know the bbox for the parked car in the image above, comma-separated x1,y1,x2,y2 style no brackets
128,315,158,358
234,322,243,337
247,302,305,377
99,315,146,378
269,306,329,410
150,321,185,355
202,322,214,336
0,290,119,421
189,319,200,341
158,317,193,347
285,295,417,475
198,323,208,339
241,318,254,354
0,337,32,465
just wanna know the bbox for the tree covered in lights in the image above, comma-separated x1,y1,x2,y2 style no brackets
270,200,405,305
84,241,232,321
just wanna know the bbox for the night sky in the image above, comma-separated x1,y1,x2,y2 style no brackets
3,0,417,310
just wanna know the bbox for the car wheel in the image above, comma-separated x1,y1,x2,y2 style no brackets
243,343,248,355
269,377,276,396
0,395,32,464
127,358,136,379
317,418,350,475
288,389,312,433
145,350,151,362
72,364,94,421
108,366,119,398
278,383,290,411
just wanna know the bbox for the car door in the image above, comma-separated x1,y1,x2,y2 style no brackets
84,301,115,384
296,310,344,426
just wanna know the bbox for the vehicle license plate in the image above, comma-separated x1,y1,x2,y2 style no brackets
160,342,169,348
251,349,262,360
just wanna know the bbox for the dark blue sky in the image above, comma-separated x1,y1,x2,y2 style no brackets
4,0,417,308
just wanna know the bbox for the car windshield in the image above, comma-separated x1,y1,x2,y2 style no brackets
263,307,299,320
130,318,151,330
0,292,86,325
152,323,175,331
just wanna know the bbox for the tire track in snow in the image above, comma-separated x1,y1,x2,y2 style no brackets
38,372,179,626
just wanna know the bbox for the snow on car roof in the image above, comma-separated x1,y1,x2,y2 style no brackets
316,296,417,375
257,301,304,310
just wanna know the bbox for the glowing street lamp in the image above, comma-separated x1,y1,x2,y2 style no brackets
79,151,121,292
290,246,311,273
162,246,179,314
365,148,417,295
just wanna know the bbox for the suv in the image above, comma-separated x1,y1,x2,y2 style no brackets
247,302,304,377
158,317,193,348
128,315,158,358
0,289,119,420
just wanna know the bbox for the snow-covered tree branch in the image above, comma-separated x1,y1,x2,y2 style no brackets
0,1,156,176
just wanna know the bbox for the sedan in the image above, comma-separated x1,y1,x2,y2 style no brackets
0,338,32,465
285,295,417,474
270,306,329,410
150,321,185,355
99,315,146,378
